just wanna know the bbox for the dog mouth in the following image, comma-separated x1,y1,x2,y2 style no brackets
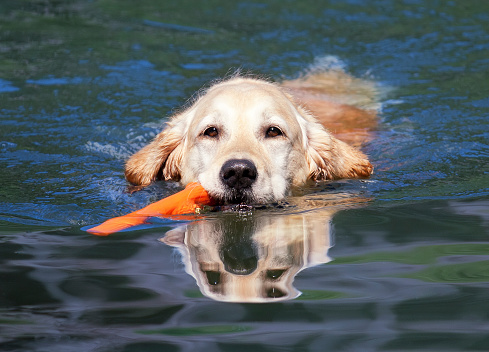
219,189,255,205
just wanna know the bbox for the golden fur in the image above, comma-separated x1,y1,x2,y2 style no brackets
125,72,375,204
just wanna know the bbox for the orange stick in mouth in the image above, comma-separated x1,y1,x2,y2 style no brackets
86,182,214,236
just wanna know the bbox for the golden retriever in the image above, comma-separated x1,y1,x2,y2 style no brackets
125,70,376,204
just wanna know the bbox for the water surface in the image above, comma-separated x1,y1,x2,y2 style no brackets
1,1,488,351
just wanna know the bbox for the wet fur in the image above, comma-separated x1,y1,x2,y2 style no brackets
125,72,375,203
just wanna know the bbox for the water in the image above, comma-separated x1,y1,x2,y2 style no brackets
1,0,489,351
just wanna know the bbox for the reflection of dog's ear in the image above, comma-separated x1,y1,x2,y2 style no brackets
297,106,373,181
160,226,186,246
125,112,191,187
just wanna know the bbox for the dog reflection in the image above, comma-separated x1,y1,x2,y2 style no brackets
161,210,334,303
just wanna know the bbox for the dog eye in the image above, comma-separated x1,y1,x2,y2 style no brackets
203,126,219,138
205,271,221,285
266,126,283,138
266,269,286,280
266,287,286,299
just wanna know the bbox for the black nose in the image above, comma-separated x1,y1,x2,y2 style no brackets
220,159,257,190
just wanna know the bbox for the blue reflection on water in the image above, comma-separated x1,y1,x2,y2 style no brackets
0,79,19,92
26,76,86,86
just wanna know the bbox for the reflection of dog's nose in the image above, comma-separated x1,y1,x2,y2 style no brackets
221,243,258,275
220,159,257,190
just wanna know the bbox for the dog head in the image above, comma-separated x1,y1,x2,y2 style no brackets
125,77,372,204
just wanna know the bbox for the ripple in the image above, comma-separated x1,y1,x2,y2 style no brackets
404,260,489,283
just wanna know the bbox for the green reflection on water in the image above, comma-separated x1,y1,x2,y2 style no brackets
296,290,349,301
184,290,205,298
137,325,253,336
336,243,489,283
402,260,489,283
335,243,489,265
0,318,34,326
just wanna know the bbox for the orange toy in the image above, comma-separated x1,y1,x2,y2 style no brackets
86,182,214,236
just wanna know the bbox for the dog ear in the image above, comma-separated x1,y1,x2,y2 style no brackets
300,110,373,181
160,226,186,246
124,117,187,186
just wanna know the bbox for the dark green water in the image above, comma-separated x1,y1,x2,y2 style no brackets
1,1,489,351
